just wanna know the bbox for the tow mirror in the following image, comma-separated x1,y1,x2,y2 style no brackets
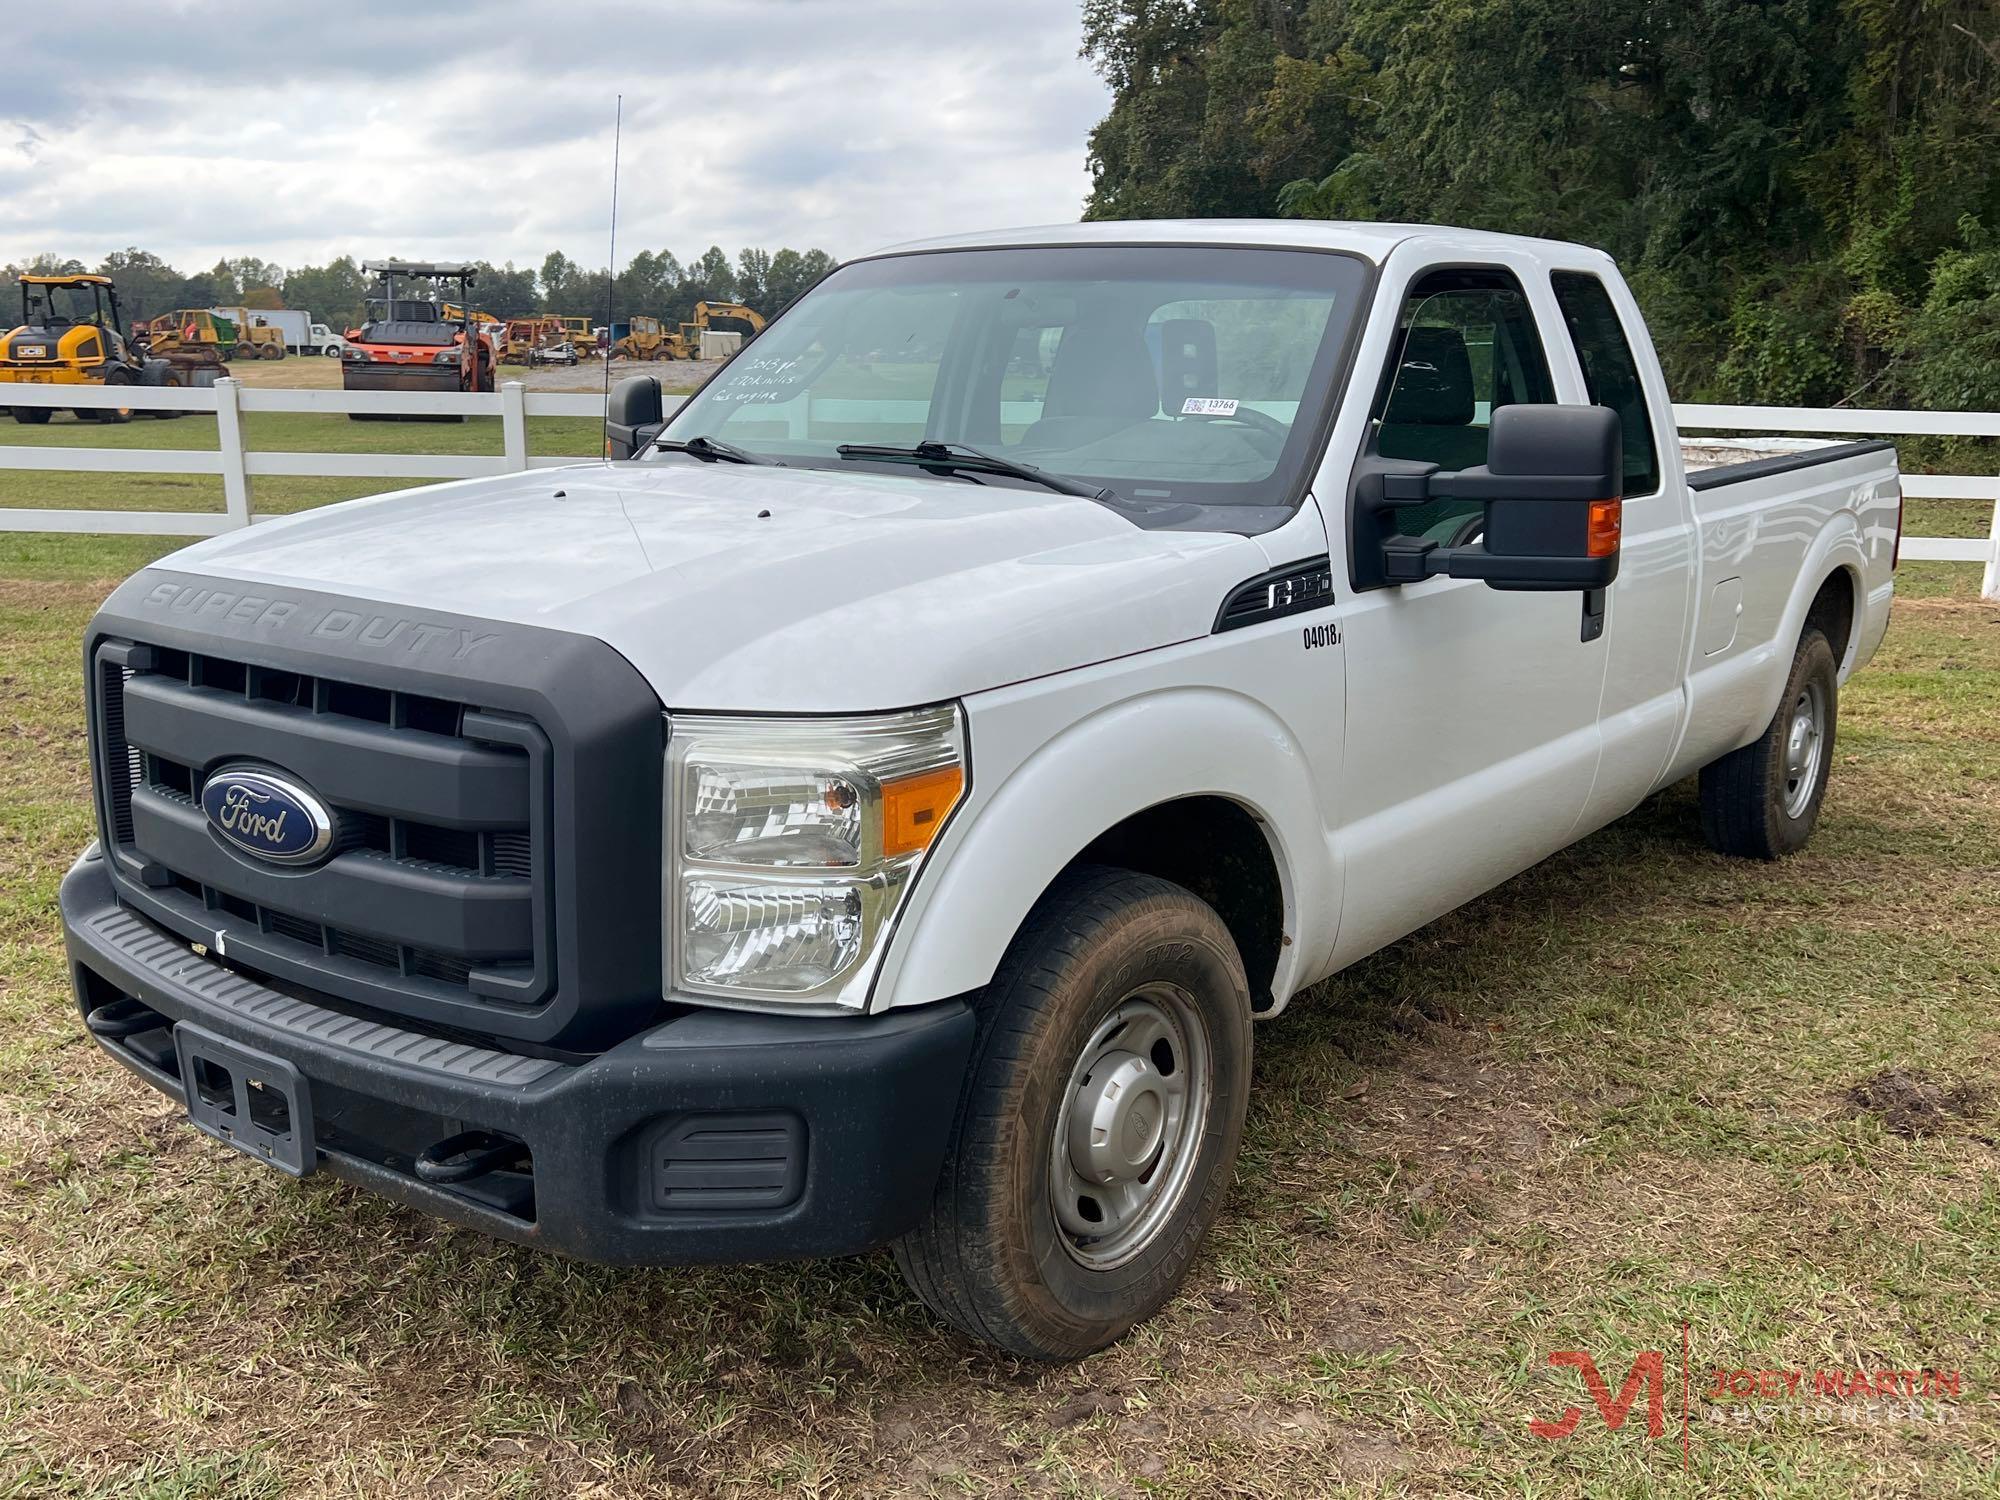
1357,404,1623,592
604,375,665,460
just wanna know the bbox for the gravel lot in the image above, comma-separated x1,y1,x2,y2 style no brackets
524,355,727,393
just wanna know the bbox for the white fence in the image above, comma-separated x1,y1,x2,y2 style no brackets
0,379,610,536
0,382,1994,597
1678,403,2000,597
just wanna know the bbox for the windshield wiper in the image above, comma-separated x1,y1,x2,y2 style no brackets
835,440,1119,503
648,433,781,466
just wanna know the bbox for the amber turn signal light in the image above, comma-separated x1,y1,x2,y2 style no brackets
1586,498,1623,558
881,765,964,858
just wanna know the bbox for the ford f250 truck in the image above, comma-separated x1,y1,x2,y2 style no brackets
63,222,1900,1358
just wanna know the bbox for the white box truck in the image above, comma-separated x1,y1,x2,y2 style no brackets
209,307,345,356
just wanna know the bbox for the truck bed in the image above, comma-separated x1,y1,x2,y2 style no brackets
1662,436,1900,786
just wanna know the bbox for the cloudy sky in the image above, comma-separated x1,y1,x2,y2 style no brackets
1,0,1110,274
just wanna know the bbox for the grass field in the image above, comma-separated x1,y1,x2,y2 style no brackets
1,528,1996,1495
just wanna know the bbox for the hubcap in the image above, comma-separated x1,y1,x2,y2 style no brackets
1781,679,1826,819
1049,986,1211,1269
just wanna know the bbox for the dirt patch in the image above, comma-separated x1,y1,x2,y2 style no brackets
1840,1067,1988,1137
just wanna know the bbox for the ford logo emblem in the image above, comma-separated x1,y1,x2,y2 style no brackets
199,766,336,866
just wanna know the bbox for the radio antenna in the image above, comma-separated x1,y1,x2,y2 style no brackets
602,93,623,415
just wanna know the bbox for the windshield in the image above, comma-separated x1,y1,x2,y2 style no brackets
23,283,106,328
656,245,1367,511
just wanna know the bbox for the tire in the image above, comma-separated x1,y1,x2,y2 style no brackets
138,360,182,418
12,407,51,424
1700,629,1839,859
894,867,1253,1358
104,371,135,422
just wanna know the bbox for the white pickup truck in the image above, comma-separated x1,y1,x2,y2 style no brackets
64,222,1900,1358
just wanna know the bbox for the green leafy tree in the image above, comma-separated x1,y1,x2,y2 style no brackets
471,261,538,316
539,251,578,311
283,257,370,329
693,246,737,304
1082,0,2000,406
734,247,772,309
96,247,181,324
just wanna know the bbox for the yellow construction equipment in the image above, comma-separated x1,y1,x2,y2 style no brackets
441,301,501,328
213,306,287,359
1,275,221,424
694,300,766,336
149,308,264,365
559,315,596,358
609,315,673,361
499,315,573,366
668,300,767,359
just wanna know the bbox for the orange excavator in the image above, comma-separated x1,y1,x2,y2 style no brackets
341,261,496,420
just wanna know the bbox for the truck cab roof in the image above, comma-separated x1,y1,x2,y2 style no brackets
872,219,1618,268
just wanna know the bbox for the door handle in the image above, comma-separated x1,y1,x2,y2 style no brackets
1580,587,1607,643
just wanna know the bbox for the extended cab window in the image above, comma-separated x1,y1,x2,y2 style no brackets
658,245,1368,516
1371,270,1555,542
1551,271,1661,496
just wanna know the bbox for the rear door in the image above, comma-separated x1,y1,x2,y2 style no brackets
1548,265,1696,829
1327,250,1611,965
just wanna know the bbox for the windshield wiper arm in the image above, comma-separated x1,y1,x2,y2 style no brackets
835,440,1118,503
649,433,781,466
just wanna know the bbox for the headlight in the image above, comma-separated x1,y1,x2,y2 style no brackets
667,706,966,1008
342,345,368,360
432,350,458,364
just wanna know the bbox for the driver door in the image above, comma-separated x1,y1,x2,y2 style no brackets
1328,262,1610,966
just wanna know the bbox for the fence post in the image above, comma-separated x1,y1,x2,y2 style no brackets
501,381,528,471
213,377,252,529
1983,495,1999,602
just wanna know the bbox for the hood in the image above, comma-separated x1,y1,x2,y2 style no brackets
155,460,1265,711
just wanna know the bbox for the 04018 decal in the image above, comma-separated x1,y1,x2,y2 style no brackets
1303,622,1341,649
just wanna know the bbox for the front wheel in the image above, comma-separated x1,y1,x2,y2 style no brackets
894,867,1252,1358
1700,628,1839,859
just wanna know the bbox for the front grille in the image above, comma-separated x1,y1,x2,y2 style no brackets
92,639,553,1025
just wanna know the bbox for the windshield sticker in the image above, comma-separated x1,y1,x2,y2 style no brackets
1182,397,1238,416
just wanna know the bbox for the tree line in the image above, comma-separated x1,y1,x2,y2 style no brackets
1080,0,1999,425
1,244,837,331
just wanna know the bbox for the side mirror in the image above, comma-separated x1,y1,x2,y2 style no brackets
1358,404,1623,592
604,375,665,460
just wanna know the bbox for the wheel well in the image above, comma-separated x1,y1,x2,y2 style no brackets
1805,567,1856,667
1072,796,1284,1013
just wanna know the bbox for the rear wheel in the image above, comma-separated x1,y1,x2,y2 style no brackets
12,406,51,424
1700,629,1839,859
138,360,182,418
894,867,1252,1358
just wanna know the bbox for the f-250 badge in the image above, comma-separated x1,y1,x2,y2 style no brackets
1303,622,1342,649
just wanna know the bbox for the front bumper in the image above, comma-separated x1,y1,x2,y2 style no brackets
61,848,975,1265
